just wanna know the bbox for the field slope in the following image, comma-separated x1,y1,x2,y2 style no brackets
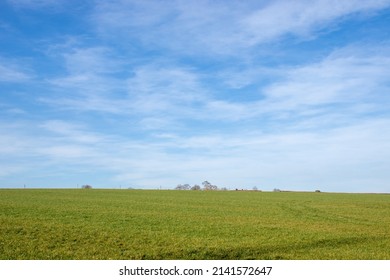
1,189,389,259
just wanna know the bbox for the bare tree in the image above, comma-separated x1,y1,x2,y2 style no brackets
202,181,218,191
175,184,191,190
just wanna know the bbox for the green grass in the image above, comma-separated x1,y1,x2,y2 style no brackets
1,189,389,259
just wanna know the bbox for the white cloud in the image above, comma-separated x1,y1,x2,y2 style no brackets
40,120,103,144
41,43,390,134
2,1,390,192
120,118,390,191
0,60,31,82
262,45,390,116
45,58,208,122
63,47,124,75
91,0,390,55
203,44,390,125
1,111,390,191
43,45,131,113
126,64,206,113
241,0,390,45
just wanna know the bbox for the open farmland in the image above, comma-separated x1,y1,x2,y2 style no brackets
0,189,389,259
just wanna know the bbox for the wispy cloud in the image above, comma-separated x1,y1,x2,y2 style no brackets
262,45,390,115
1,1,390,192
62,47,125,75
40,42,390,133
2,112,390,191
0,58,32,82
241,0,390,45
91,0,390,55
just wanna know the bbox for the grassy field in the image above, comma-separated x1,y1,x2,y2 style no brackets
0,189,389,260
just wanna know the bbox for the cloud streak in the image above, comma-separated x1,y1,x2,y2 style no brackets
1,1,390,192
91,0,390,55
0,58,32,82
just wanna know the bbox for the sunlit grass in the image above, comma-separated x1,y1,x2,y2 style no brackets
0,189,389,259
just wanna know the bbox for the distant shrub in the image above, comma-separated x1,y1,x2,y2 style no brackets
175,184,191,190
315,190,321,193
81,184,93,189
273,188,281,192
191,184,201,191
202,181,218,191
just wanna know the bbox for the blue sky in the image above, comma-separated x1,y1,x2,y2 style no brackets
1,0,390,192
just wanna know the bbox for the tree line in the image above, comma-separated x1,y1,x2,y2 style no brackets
175,181,225,191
